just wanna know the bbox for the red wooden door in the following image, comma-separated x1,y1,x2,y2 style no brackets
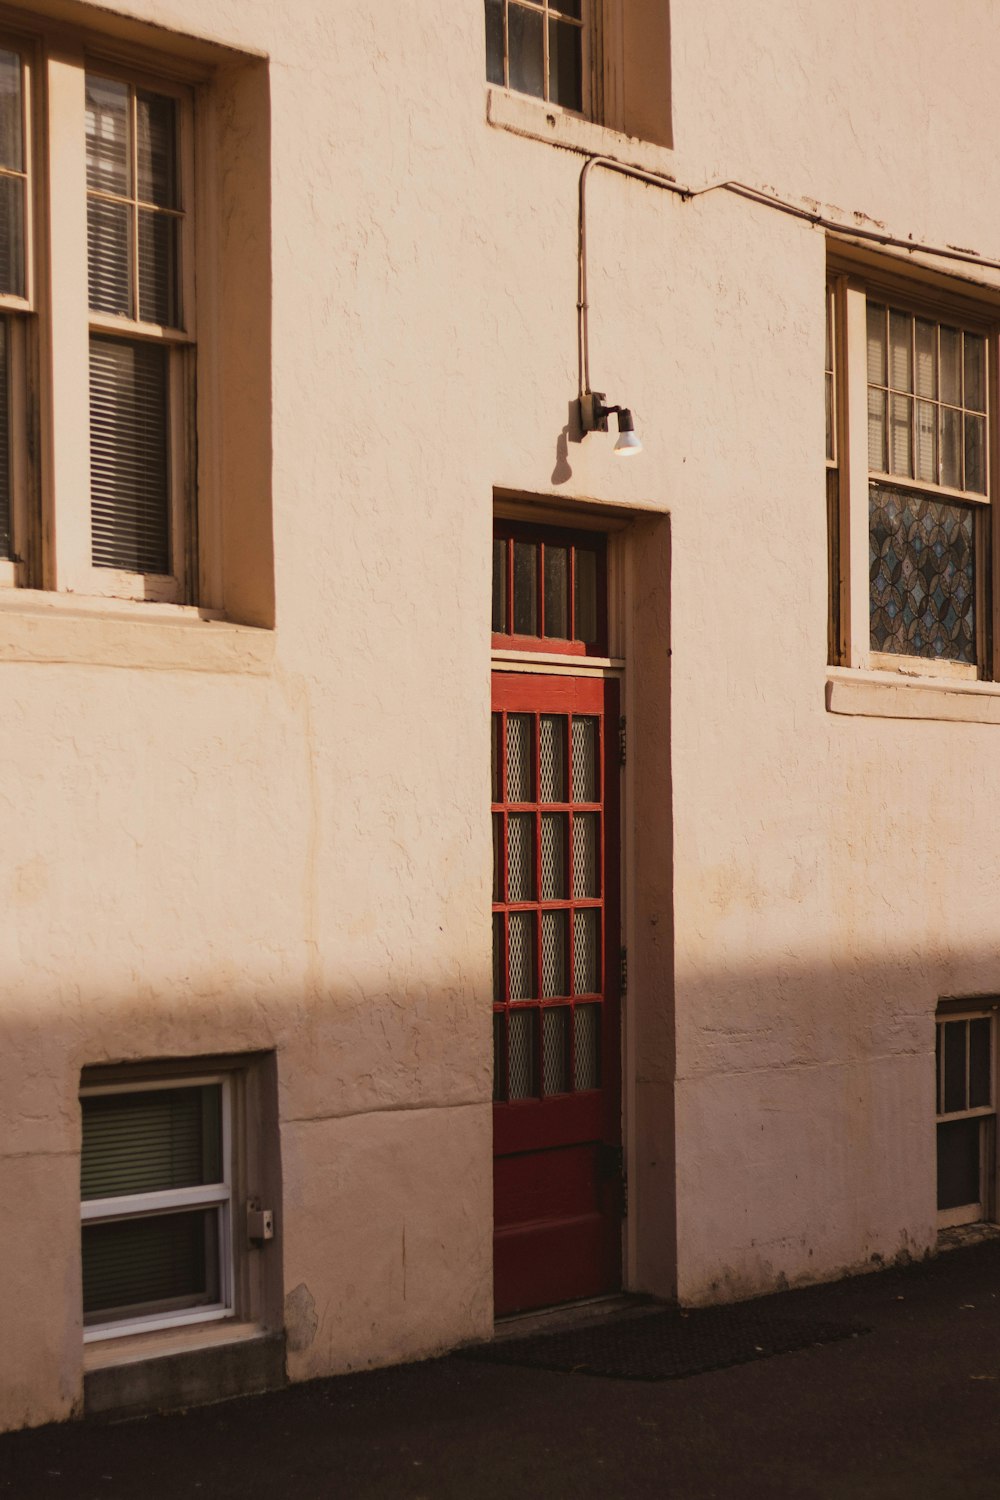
491,670,622,1316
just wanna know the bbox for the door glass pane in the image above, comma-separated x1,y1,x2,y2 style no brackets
492,539,506,632
505,714,532,801
541,813,567,899
574,1005,600,1090
507,813,534,901
508,4,545,98
542,910,568,997
970,1018,992,1109
508,912,535,1000
492,913,503,1002
937,1117,981,1211
539,716,566,801
543,546,569,638
943,1020,967,1113
542,1006,570,1094
572,717,598,802
574,907,599,994
573,813,599,897
492,813,502,901
575,548,598,643
508,1008,537,1098
513,542,538,635
491,713,501,801
485,0,505,84
549,19,582,110
0,320,9,558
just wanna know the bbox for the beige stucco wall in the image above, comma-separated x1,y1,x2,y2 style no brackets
6,0,1000,1430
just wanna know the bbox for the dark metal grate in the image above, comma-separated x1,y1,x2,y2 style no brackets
461,1305,870,1382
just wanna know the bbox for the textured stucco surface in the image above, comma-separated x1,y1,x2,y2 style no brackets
7,0,1000,1430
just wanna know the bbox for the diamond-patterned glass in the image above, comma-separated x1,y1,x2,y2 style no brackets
574,1005,600,1091
507,814,534,901
508,912,535,1000
541,813,567,900
869,483,975,663
572,717,598,802
493,1013,505,1100
573,813,599,898
493,913,503,1002
508,1009,536,1099
574,908,599,994
540,715,566,802
506,714,532,802
542,1007,570,1094
542,910,568,997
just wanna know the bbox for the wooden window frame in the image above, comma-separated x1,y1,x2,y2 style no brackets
492,519,609,657
488,0,605,123
829,264,1000,682
45,47,196,604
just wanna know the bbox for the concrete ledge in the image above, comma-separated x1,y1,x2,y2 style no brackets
826,669,1000,725
84,1331,286,1420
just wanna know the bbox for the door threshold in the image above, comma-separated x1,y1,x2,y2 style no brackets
493,1293,663,1343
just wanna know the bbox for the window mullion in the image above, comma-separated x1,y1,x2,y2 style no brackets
843,284,872,668
42,48,92,594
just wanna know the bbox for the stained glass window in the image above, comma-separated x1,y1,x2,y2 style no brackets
869,484,975,662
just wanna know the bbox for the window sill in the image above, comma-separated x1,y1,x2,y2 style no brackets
486,87,675,178
827,666,1000,725
83,1321,286,1419
0,591,274,674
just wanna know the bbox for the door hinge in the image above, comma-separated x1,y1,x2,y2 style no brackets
619,946,628,999
618,714,627,768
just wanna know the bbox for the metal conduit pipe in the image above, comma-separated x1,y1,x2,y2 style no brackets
577,155,1000,406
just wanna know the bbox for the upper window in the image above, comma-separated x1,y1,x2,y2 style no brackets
492,521,607,655
828,268,996,679
0,28,198,605
485,0,587,113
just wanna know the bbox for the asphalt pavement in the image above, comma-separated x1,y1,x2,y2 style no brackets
4,1235,1000,1500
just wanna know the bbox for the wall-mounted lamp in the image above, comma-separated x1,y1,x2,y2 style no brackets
579,392,643,458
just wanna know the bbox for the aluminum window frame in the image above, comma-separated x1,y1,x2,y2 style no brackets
79,1072,234,1343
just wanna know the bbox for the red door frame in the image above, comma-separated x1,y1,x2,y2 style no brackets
492,670,622,1316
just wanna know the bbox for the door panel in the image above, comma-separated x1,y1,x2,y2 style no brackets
492,671,621,1316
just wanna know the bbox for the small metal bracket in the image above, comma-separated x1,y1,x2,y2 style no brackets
580,391,609,433
620,946,628,1000
618,714,627,768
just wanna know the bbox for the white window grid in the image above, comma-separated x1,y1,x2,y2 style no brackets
935,1010,996,1230
79,1073,234,1343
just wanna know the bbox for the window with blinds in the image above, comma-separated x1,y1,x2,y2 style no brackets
80,1080,232,1337
84,69,189,588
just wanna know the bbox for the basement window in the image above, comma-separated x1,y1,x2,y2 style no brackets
936,1006,996,1228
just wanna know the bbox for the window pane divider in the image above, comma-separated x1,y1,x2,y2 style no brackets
81,1182,230,1220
